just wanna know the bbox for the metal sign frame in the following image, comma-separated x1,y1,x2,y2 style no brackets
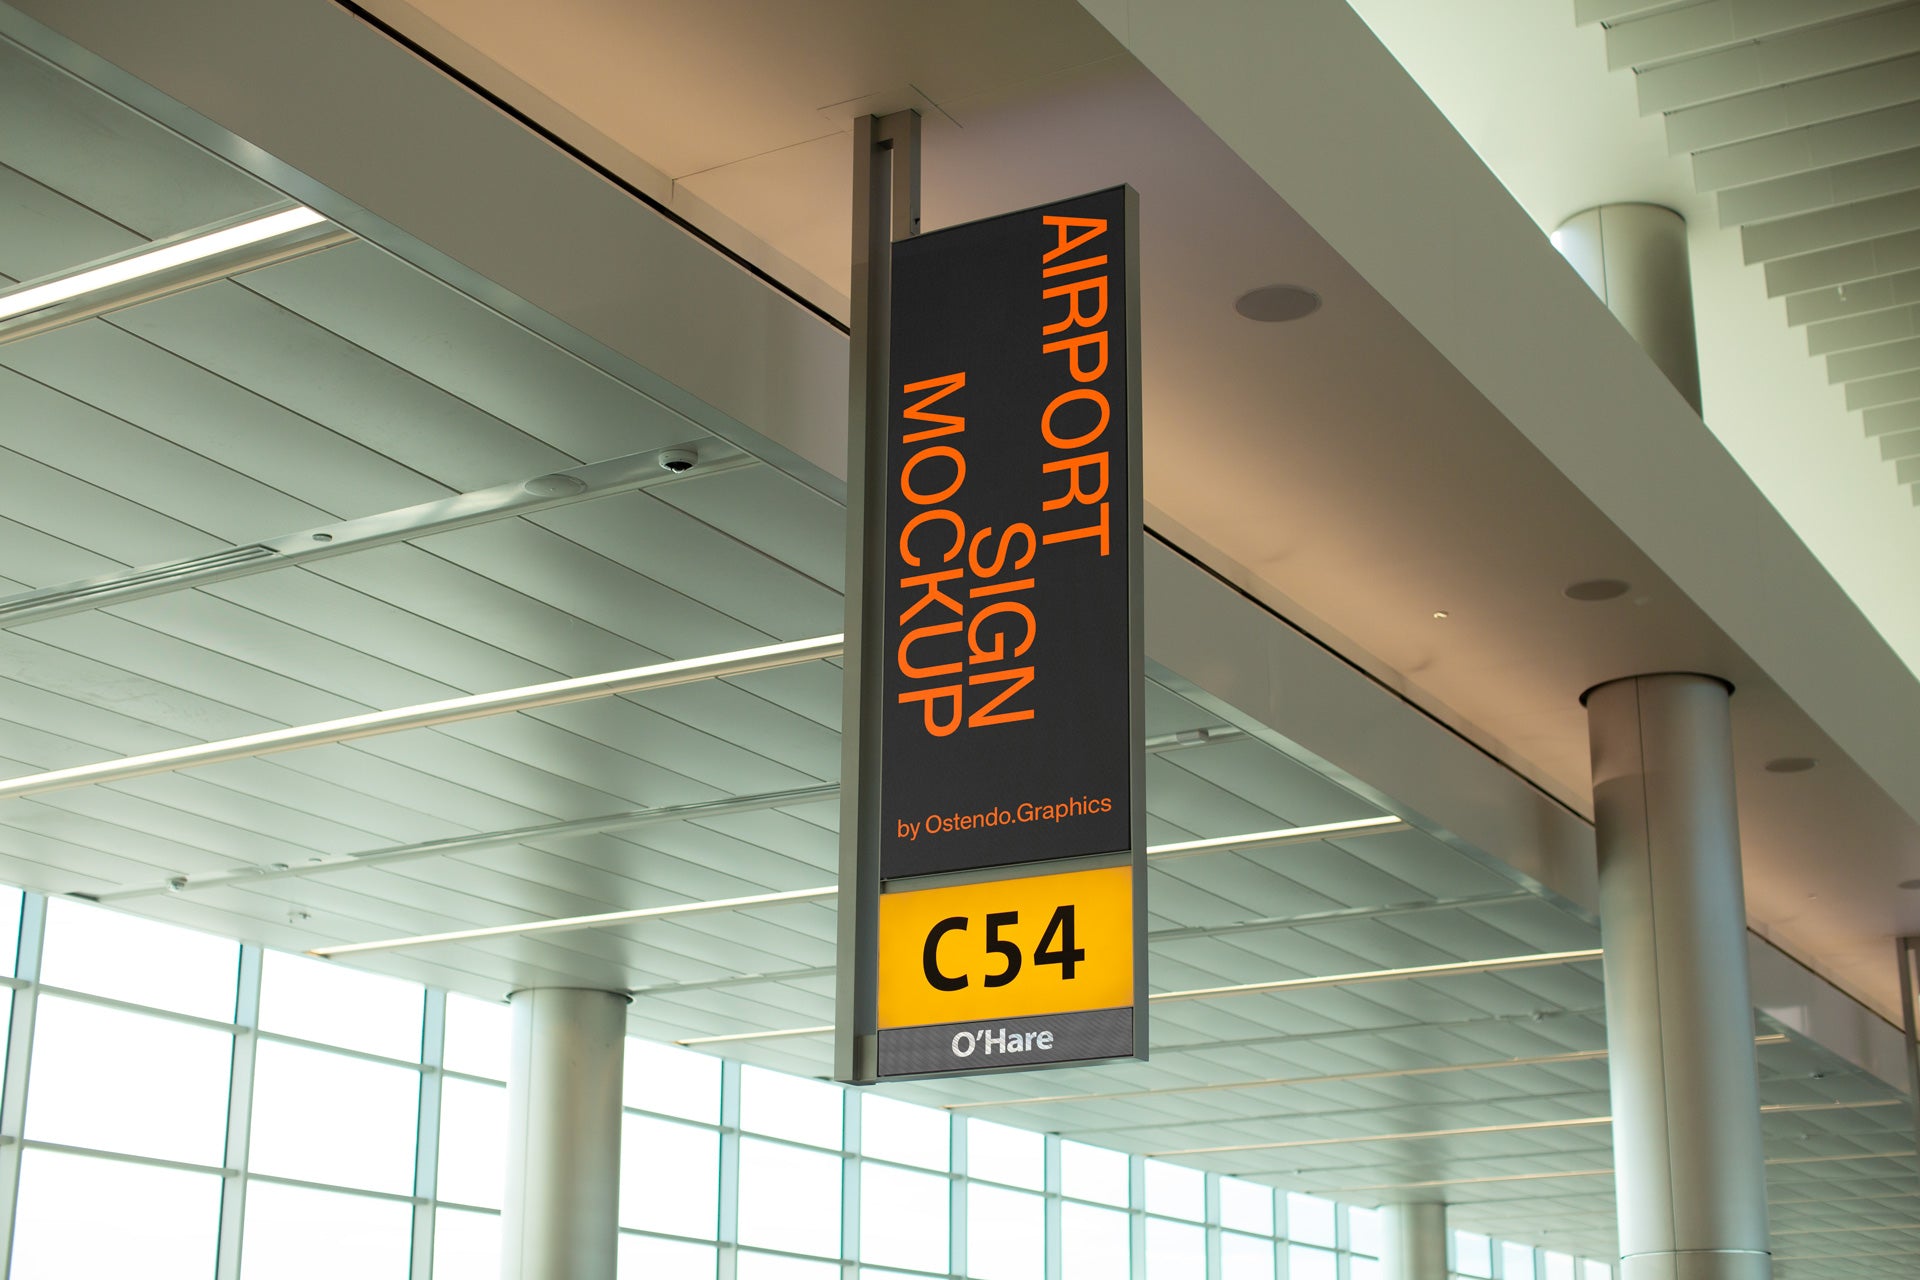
836,113,1144,1084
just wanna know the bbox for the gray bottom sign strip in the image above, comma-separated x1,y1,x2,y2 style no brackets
878,1007,1133,1078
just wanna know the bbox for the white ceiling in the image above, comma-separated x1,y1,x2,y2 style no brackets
0,0,1918,1273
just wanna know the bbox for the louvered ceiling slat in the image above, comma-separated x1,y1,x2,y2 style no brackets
1744,188,1920,264
1635,6,1920,115
1696,101,1920,192
1828,335,1920,382
1666,53,1920,154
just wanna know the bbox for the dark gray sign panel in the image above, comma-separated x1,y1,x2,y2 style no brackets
879,186,1142,881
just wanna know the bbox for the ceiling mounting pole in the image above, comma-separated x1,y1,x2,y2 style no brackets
1899,936,1920,1169
836,108,920,1088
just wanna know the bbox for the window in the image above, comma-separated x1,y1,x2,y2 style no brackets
862,1090,950,1169
9,1148,220,1280
240,1180,413,1280
0,884,1602,1280
620,1113,720,1238
259,949,422,1060
438,1077,508,1209
969,1183,1044,1280
25,994,232,1165
1061,1138,1129,1205
739,1062,841,1147
737,1137,841,1257
40,895,235,1019
861,1162,950,1273
968,1116,1044,1189
249,1038,419,1194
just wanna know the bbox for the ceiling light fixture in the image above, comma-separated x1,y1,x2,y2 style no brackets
1149,948,1603,1004
0,206,350,339
302,814,1411,955
676,1025,833,1046
1234,284,1322,322
943,1033,1792,1111
311,884,841,958
0,633,845,803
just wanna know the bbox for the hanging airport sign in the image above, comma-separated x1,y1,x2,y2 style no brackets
838,181,1146,1083
879,185,1144,883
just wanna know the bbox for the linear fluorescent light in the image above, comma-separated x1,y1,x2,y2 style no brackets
1146,815,1407,859
1340,1145,1919,1194
676,1025,833,1046
1149,948,1604,1004
0,207,331,322
0,634,845,803
943,1033,1792,1111
309,885,839,957
1155,1114,1614,1157
1176,1095,1902,1159
302,814,1411,955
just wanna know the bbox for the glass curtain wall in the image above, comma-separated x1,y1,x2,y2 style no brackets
0,887,1615,1278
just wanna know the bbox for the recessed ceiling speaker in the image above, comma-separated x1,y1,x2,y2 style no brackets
1234,284,1321,323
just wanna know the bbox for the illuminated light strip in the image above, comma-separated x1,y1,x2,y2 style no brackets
0,207,344,329
1336,1147,1919,1193
631,951,1608,1052
675,1025,832,1046
301,814,1408,955
1154,1114,1613,1157
1335,1166,1614,1194
0,634,845,803
942,1034,1794,1111
1149,948,1604,1004
1158,1095,1898,1158
1774,1223,1920,1237
309,885,839,957
1145,815,1408,858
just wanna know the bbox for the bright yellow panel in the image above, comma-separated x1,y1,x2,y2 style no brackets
877,865,1133,1029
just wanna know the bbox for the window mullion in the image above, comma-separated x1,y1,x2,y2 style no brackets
411,988,446,1280
717,1060,742,1280
214,943,263,1280
0,893,47,1280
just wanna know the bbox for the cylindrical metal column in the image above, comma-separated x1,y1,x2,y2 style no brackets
1586,675,1770,1280
502,988,629,1280
1378,1202,1447,1280
1552,204,1701,413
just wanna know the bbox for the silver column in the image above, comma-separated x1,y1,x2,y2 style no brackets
1378,1202,1447,1280
1587,675,1770,1280
502,987,629,1280
1553,204,1701,414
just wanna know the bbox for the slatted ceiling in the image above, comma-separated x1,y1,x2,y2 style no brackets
108,285,580,491
531,500,845,640
650,465,848,589
418,519,780,659
3,322,456,519
1579,3,1920,499
235,242,702,462
0,49,275,242
1153,735,1381,824
0,518,113,592
0,444,230,569
3,384,333,550
0,165,146,281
